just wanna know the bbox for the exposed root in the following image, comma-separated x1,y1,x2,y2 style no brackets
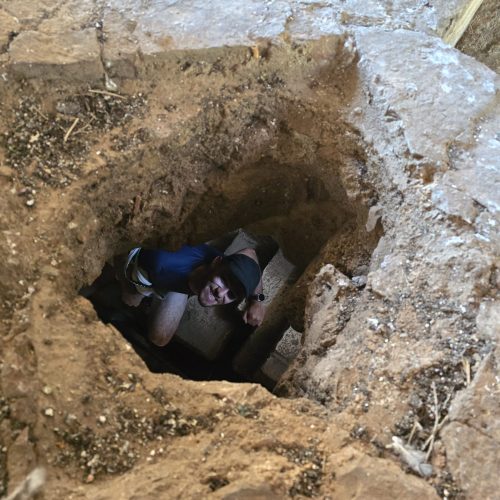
422,382,451,462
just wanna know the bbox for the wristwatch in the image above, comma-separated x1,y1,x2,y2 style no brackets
249,293,265,302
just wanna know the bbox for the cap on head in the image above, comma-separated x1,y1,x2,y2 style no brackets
222,253,261,298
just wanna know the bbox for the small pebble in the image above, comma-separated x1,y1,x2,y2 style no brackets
42,386,53,395
44,408,54,417
26,199,35,207
98,415,106,424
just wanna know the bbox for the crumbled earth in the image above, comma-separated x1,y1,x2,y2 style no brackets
457,0,500,73
0,1,499,499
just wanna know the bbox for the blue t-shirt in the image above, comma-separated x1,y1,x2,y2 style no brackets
138,244,222,296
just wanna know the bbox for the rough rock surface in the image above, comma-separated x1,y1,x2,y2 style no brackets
0,0,498,499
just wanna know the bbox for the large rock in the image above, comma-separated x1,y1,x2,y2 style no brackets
354,28,497,163
8,29,103,82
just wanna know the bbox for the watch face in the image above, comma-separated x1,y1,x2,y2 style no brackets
252,293,265,302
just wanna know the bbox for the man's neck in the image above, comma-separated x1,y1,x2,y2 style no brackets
187,265,207,296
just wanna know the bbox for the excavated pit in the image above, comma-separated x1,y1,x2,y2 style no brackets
82,127,382,387
1,23,497,498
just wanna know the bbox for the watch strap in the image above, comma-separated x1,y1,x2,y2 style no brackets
249,293,265,302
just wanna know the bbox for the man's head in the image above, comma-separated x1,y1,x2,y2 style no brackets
197,253,261,307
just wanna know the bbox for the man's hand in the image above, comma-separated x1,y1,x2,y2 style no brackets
242,301,266,327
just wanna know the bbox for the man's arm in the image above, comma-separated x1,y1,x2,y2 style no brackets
148,292,188,346
237,248,266,327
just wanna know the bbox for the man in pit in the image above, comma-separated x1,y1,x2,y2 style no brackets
117,243,266,347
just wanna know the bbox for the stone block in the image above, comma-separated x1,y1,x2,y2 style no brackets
102,8,140,79
274,326,301,361
232,249,297,377
8,29,103,83
1,0,58,27
259,351,289,384
173,295,240,361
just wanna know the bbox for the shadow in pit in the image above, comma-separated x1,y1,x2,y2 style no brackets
80,231,283,383
80,263,255,381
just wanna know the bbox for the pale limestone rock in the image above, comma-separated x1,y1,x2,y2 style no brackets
354,28,497,163
365,204,382,232
103,0,292,53
8,29,102,82
101,8,139,79
368,252,408,301
432,111,500,229
36,0,96,34
431,183,479,224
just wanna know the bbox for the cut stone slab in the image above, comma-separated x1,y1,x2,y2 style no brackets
443,112,499,214
2,0,487,83
36,0,99,35
232,249,297,377
173,295,240,361
100,0,478,54
8,29,103,82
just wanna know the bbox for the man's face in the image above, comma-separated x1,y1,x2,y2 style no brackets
197,264,242,307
